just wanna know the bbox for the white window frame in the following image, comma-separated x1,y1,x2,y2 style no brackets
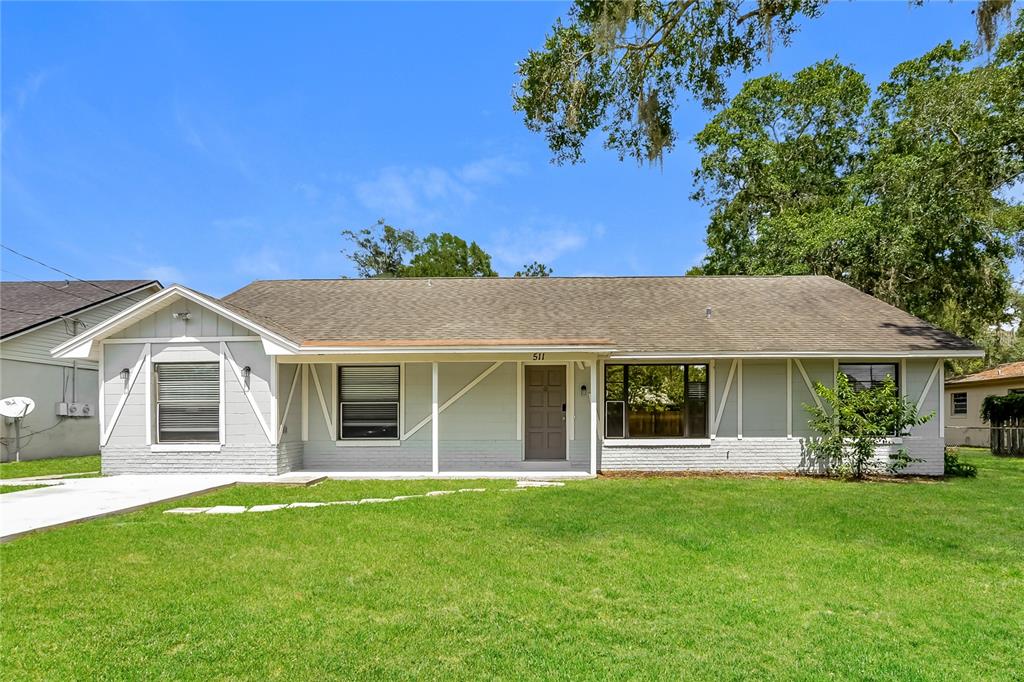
154,361,221,445
337,364,401,441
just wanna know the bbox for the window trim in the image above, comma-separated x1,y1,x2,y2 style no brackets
337,364,401,441
838,362,900,392
153,361,221,445
603,363,709,440
950,391,968,416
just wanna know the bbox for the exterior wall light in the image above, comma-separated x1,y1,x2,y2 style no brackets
120,368,130,382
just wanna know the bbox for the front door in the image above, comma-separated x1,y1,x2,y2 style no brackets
525,365,566,460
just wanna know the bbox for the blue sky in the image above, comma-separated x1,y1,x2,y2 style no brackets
1,1,986,296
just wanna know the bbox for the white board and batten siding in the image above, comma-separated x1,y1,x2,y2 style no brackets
98,300,287,474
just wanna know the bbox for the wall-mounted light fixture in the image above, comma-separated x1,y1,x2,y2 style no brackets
580,384,588,396
242,366,251,381
172,312,192,321
120,368,131,382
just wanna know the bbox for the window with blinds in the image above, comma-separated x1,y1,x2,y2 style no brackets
155,362,220,443
338,365,400,439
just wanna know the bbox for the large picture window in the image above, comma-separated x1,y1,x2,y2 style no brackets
839,363,898,392
338,365,400,439
604,364,708,439
155,362,220,443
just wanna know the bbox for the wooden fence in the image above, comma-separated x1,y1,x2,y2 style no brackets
990,421,1024,456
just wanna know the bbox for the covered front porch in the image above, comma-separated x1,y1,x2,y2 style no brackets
274,353,601,476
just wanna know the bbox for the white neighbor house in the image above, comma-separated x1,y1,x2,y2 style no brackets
0,280,162,461
51,276,981,477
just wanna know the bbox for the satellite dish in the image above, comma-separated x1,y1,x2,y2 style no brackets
0,396,35,419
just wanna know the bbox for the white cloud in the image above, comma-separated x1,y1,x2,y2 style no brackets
16,69,52,110
143,265,186,284
233,245,284,278
352,155,525,225
457,156,526,185
488,219,603,270
354,166,473,225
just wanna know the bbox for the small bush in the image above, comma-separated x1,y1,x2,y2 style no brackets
944,448,978,478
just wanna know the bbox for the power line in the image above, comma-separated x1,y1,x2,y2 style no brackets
0,268,102,305
1,243,150,305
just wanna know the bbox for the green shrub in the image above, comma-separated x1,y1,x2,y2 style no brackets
944,448,978,478
804,373,933,479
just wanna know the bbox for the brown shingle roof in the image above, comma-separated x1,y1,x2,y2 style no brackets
947,361,1024,385
221,276,977,355
0,280,160,339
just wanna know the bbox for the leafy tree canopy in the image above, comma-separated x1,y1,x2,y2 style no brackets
343,221,549,278
403,232,498,278
691,17,1024,341
341,219,419,279
514,261,554,277
515,0,1016,165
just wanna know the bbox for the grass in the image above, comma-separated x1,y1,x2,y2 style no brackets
0,484,46,495
2,450,1022,680
0,454,100,480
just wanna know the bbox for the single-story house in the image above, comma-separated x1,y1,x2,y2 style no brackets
0,279,163,461
51,276,981,477
944,361,1024,447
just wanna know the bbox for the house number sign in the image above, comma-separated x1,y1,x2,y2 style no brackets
531,353,546,361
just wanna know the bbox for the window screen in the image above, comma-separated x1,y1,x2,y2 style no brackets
155,362,219,443
951,392,968,415
339,366,400,439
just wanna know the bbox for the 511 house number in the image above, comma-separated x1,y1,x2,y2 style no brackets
531,353,546,361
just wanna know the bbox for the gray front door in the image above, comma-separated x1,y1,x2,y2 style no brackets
525,366,566,460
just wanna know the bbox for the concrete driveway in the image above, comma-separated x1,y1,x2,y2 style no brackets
0,475,238,542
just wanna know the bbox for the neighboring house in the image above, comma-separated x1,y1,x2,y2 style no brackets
51,276,980,477
0,280,162,461
944,362,1024,447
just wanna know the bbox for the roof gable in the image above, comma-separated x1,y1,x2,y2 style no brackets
51,285,300,360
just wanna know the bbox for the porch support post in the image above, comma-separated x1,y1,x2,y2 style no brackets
301,364,309,442
590,359,598,475
737,359,743,440
431,362,439,474
786,358,793,440
270,356,279,446
516,361,523,441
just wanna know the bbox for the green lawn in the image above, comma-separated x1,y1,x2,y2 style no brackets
0,484,46,494
2,451,1022,680
0,454,100,480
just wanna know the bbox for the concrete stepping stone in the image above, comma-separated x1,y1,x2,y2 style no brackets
206,506,247,514
327,500,359,506
249,504,287,512
516,480,565,488
288,502,325,508
165,507,211,514
391,494,423,501
425,490,456,496
357,497,393,504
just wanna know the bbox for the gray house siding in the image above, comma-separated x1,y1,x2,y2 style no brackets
599,358,944,476
299,361,590,473
0,288,159,461
98,308,284,474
